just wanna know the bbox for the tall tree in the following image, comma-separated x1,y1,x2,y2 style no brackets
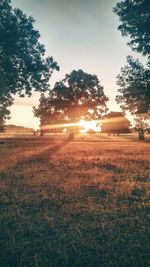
0,94,12,131
116,56,150,139
114,0,150,140
113,0,150,61
134,113,150,140
116,56,150,115
34,69,108,130
0,0,59,130
33,93,66,127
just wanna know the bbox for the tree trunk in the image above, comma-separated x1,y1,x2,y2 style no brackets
40,130,44,136
139,132,144,140
68,133,74,140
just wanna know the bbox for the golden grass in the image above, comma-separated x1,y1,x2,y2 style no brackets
0,136,150,267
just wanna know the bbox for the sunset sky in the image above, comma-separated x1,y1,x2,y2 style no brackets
9,0,146,129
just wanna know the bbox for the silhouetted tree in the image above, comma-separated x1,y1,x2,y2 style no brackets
116,56,150,115
34,69,108,133
33,94,66,127
134,113,150,140
116,56,150,140
114,0,150,140
0,0,59,130
113,0,150,62
101,112,131,135
0,96,11,131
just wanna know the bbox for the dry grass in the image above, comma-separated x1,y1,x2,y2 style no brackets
0,135,150,267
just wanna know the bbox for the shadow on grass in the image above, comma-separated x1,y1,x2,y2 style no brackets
0,140,70,177
1,183,150,267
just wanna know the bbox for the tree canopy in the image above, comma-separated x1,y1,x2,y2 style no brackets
113,0,150,60
116,56,150,115
0,0,59,130
34,69,108,127
114,0,150,134
134,113,150,132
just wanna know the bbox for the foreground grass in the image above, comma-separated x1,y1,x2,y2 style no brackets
0,136,150,267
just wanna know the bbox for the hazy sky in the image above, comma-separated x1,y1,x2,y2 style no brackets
9,0,145,129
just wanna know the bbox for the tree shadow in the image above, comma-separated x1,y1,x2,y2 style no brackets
0,140,70,177
23,140,69,163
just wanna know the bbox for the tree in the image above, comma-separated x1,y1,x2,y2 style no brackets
116,56,150,139
0,0,59,130
134,113,150,140
114,1,150,140
0,106,10,132
0,95,12,132
113,0,150,61
101,112,131,135
116,56,150,115
34,69,108,132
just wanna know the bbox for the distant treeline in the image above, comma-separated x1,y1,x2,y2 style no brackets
4,125,34,134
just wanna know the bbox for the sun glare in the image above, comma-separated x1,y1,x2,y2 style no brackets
79,119,101,133
40,120,101,133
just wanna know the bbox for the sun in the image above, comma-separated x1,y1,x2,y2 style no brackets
79,119,101,133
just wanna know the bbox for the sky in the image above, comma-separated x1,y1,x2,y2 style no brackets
8,0,146,129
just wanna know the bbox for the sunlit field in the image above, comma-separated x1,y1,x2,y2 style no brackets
0,134,150,267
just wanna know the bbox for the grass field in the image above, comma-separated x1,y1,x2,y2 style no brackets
0,135,150,267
